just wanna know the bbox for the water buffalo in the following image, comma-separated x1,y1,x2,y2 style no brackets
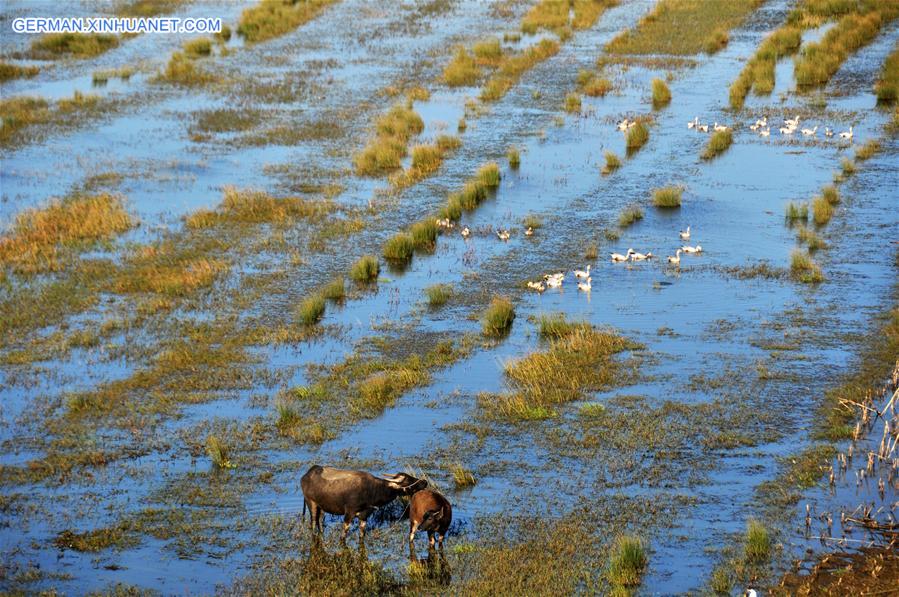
301,465,426,540
408,489,452,547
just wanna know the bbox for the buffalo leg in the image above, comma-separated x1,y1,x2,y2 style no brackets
314,506,324,533
342,511,354,541
409,521,420,545
428,531,435,547
357,508,373,540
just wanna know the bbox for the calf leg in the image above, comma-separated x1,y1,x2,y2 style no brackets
428,531,435,547
409,521,420,545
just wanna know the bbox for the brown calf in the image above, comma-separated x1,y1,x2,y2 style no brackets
408,489,452,547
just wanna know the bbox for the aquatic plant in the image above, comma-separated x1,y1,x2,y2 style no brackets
482,296,515,337
443,48,481,87
472,38,503,66
450,464,477,488
521,0,569,34
410,219,438,252
840,157,857,177
821,185,840,205
0,62,39,82
811,196,834,225
383,232,415,262
564,92,582,113
729,26,802,109
602,150,621,175
705,27,729,53
701,129,733,160
354,103,424,176
321,276,345,301
606,535,648,587
618,205,643,227
238,0,337,43
477,162,502,187
205,435,235,469
458,118,468,132
508,146,521,168
790,249,824,283
522,214,543,230
854,139,880,161
585,242,598,260
652,186,682,208
425,283,453,308
651,78,671,109
785,201,809,221
183,37,212,58
538,313,588,339
92,66,134,84
744,519,770,563
160,52,215,86
583,75,613,97
480,39,560,102
625,121,649,152
31,33,119,58
796,227,826,252
875,43,899,102
297,293,326,326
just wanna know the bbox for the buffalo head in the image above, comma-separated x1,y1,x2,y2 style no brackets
382,472,427,494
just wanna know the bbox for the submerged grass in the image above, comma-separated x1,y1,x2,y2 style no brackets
30,33,119,59
606,535,648,587
618,205,643,227
701,129,733,160
790,249,824,283
450,464,477,488
354,103,424,176
0,62,39,82
651,78,671,109
652,186,682,208
482,296,515,337
238,0,337,43
480,39,560,102
602,150,621,175
875,42,899,102
607,0,764,55
425,283,453,308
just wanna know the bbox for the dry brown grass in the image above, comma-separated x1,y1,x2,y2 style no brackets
481,39,560,102
238,0,337,43
185,186,332,228
0,193,133,275
353,103,424,176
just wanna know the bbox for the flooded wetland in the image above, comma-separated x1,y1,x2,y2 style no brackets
1,0,897,594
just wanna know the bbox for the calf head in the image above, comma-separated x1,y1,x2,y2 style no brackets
382,472,427,494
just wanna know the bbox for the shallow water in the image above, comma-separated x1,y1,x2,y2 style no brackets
2,0,898,594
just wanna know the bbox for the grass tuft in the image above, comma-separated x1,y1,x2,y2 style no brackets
790,249,824,284
159,52,215,85
538,313,589,339
618,204,644,227
797,226,827,251
0,61,39,82
205,435,235,469
606,535,648,587
651,78,671,109
183,37,212,58
841,157,857,177
744,519,771,563
854,139,880,161
821,184,840,205
701,129,733,160
625,121,649,152
602,150,622,175
450,464,477,488
297,294,326,326
354,103,424,176
238,0,337,43
480,39,560,102
652,186,682,208
383,232,415,262
349,255,380,283
444,47,481,86
31,33,119,59
321,277,345,301
785,201,808,221
425,283,454,308
508,146,521,168
811,196,834,225
564,92,582,113
875,42,899,102
409,219,438,252
482,296,515,337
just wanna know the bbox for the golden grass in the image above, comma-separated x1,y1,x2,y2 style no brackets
0,61,39,82
0,193,133,275
183,37,213,58
606,535,648,587
564,92,582,113
437,162,502,221
729,26,802,109
582,74,613,97
652,186,682,208
854,139,881,161
521,0,569,34
607,0,764,55
482,296,515,337
480,39,560,102
185,186,332,228
601,150,621,175
625,120,649,152
113,251,228,296
0,96,52,145
159,52,216,86
349,255,379,283
237,0,337,43
443,47,482,86
354,103,424,176
811,195,834,225
572,0,620,30
875,41,899,102
389,135,461,188
30,33,119,59
790,249,824,283
700,129,733,160
651,78,671,108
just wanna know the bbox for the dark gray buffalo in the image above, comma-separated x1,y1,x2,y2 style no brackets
301,465,426,539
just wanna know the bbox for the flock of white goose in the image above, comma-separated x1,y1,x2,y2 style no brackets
685,114,854,140
525,226,702,293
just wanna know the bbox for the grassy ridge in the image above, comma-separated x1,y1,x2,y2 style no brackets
875,41,899,102
606,0,764,55
238,0,338,43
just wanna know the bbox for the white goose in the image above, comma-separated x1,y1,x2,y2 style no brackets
679,225,691,240
801,125,818,136
544,272,564,284
785,116,800,128
759,127,770,137
667,249,682,265
526,280,545,292
496,229,511,241
687,116,699,129
698,123,709,133
824,127,833,138
839,126,853,140
713,122,728,132
545,276,563,288
630,251,652,261
750,123,759,131
611,249,633,262
681,245,702,254
573,264,591,279
779,126,794,135
524,227,534,236
755,116,767,127
616,118,631,131
461,226,470,238
577,277,592,292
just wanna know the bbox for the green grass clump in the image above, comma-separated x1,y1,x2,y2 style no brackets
482,296,515,337
409,219,438,251
564,92,582,113
811,195,834,225
700,129,733,160
205,435,235,469
183,37,212,58
875,42,899,102
444,48,481,86
450,464,477,488
349,255,379,283
425,283,454,308
709,565,732,594
606,535,648,587
785,201,808,221
383,232,415,262
321,277,345,301
477,162,502,187
585,242,598,260
652,186,682,208
790,249,824,283
651,78,671,109
238,0,336,43
480,39,560,102
30,33,119,58
601,150,621,175
744,519,771,563
729,26,802,110
508,146,521,168
579,69,613,96
821,184,840,205
854,139,880,161
297,294,326,325
618,204,644,227
797,227,827,251
0,61,39,82
538,313,588,339
458,118,468,132
625,121,649,152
